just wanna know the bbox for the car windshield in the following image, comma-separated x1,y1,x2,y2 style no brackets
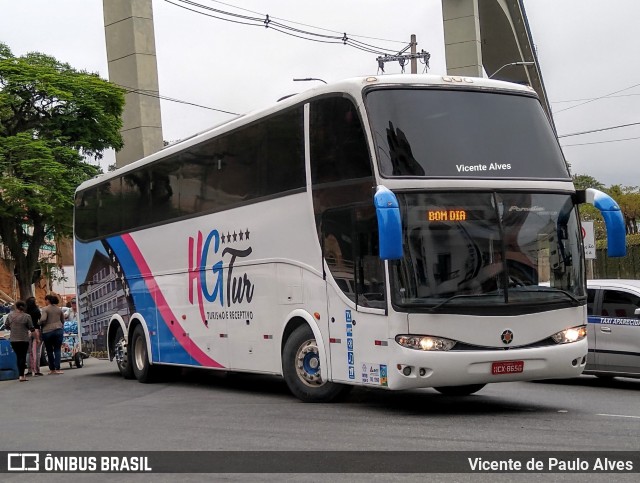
365,87,569,180
390,191,585,314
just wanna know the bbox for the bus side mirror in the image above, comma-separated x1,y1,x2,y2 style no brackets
583,188,626,257
374,186,403,260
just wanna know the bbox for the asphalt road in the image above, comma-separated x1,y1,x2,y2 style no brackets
1,358,639,482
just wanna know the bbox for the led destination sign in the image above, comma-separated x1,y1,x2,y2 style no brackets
428,209,467,222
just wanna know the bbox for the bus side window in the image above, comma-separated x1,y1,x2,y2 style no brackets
310,95,381,307
355,206,386,308
97,177,123,237
322,205,385,309
75,187,99,240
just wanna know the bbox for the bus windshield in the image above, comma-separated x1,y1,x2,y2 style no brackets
365,87,569,179
390,192,585,314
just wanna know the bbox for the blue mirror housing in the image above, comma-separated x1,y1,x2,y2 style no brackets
374,186,403,260
585,188,626,257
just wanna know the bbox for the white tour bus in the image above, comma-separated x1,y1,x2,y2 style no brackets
74,75,626,402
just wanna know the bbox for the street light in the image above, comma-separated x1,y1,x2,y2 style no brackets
489,61,534,79
293,77,327,84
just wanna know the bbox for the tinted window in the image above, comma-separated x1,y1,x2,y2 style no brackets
310,96,382,306
365,88,569,179
322,205,385,308
310,96,371,185
587,288,597,315
75,106,304,241
601,289,640,318
150,160,180,220
75,188,98,240
390,192,585,314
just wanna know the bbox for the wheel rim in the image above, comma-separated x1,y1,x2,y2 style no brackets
115,336,128,371
295,339,325,387
134,335,146,371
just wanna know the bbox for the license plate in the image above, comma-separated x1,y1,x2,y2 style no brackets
491,360,524,375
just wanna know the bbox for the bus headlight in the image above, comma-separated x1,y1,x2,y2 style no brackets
551,325,587,344
395,335,456,351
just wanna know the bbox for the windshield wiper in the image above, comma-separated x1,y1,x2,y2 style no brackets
427,292,503,312
426,286,582,312
509,286,582,305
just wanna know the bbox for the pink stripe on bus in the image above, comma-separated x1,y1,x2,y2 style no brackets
121,233,224,368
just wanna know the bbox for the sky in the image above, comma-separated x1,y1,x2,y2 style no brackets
1,0,639,187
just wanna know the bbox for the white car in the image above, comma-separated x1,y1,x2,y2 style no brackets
586,279,640,379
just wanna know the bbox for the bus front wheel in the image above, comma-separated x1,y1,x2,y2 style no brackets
282,325,350,403
434,384,486,396
131,325,157,383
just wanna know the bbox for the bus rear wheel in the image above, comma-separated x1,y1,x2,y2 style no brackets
434,384,486,396
282,325,350,403
114,326,134,379
131,325,157,383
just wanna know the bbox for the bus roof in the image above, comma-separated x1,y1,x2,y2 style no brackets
77,74,537,192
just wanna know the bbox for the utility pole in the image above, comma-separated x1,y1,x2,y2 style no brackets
376,34,429,74
410,34,417,74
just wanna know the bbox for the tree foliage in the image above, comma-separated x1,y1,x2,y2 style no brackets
573,173,640,243
0,43,124,298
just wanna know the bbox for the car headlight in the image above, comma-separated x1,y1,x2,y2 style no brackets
551,325,587,344
395,335,456,351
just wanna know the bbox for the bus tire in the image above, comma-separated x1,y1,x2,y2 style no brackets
434,384,486,396
74,353,84,368
131,325,157,383
282,324,350,403
114,326,134,379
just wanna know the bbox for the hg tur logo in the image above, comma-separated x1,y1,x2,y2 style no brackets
7,453,39,471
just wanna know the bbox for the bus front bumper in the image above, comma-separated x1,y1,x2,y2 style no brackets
385,339,588,390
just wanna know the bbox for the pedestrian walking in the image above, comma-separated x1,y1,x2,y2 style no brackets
5,300,34,382
25,296,43,376
40,294,65,375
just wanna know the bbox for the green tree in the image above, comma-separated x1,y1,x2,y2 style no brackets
612,185,640,234
572,173,605,191
0,43,124,298
573,173,607,238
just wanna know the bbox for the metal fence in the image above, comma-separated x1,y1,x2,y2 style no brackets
593,245,640,279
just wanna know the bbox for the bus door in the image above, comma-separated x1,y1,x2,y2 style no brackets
322,205,388,386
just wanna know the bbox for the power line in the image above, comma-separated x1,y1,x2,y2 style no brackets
551,93,640,104
558,121,640,139
553,82,640,114
164,0,405,56
117,84,240,116
204,0,407,45
561,135,640,147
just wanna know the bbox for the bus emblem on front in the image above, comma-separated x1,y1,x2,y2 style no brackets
501,330,514,345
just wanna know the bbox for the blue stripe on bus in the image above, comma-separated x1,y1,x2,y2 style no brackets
107,235,195,366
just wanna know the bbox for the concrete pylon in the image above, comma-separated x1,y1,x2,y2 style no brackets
442,0,554,125
103,0,164,167
441,0,484,77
